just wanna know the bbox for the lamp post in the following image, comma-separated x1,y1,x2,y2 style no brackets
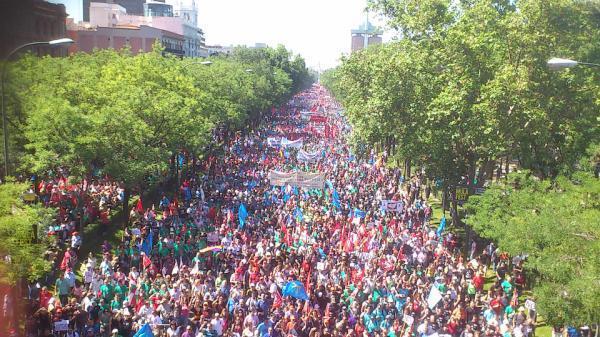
1,38,74,178
547,57,600,71
182,60,212,68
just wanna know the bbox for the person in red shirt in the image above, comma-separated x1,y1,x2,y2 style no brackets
473,272,484,292
39,286,53,308
490,294,504,315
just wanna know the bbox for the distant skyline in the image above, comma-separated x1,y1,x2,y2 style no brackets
49,0,392,70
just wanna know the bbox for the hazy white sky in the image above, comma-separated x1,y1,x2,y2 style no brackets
51,0,391,70
198,0,388,70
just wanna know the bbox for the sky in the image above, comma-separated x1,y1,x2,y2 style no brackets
49,0,392,70
197,0,390,70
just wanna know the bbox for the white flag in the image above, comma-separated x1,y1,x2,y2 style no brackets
191,261,199,275
171,261,179,275
427,285,443,309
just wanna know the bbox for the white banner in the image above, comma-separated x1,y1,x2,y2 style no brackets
268,171,295,186
268,170,325,189
281,138,303,149
297,149,321,162
267,137,280,147
381,200,404,213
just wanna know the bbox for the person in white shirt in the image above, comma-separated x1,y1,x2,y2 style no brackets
211,312,225,336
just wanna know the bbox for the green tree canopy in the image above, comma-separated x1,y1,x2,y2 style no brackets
465,168,600,326
0,181,55,283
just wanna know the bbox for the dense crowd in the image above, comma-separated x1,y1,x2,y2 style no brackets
25,85,537,337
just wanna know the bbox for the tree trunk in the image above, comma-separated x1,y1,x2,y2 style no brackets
504,156,510,179
122,187,130,227
496,158,503,181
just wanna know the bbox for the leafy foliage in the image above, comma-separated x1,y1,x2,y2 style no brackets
0,181,55,283
4,44,313,190
465,170,600,326
325,0,600,184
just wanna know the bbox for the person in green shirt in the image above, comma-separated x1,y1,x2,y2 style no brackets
55,273,71,305
99,278,114,301
110,294,123,311
502,276,513,296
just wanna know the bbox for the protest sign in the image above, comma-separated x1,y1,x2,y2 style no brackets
381,200,404,213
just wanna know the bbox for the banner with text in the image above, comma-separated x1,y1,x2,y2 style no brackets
281,138,304,149
297,149,322,162
268,171,325,189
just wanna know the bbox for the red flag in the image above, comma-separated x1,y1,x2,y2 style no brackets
273,289,283,308
142,254,152,268
136,199,144,213
305,265,312,296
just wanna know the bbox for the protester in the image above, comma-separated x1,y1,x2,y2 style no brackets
26,85,538,337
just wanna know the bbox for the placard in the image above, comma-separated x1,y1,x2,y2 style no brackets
54,320,69,332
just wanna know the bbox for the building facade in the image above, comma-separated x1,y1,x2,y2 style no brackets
68,23,184,57
350,20,383,52
84,0,145,20
88,1,207,57
0,0,69,58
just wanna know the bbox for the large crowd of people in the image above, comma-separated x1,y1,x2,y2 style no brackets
24,85,537,337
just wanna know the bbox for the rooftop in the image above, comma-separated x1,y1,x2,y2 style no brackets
351,20,383,35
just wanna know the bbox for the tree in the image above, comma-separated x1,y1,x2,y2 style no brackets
464,168,600,326
324,0,599,189
0,181,55,284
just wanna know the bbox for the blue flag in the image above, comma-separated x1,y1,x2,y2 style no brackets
282,280,309,300
332,190,341,209
140,231,153,256
436,216,447,236
326,180,334,190
294,207,304,222
239,204,248,228
353,208,366,219
133,323,154,337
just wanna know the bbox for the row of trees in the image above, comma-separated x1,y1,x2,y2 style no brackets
322,0,599,327
322,0,599,184
465,150,600,326
0,44,314,283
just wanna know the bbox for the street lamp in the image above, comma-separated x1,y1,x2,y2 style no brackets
547,57,600,71
182,60,212,68
1,37,74,178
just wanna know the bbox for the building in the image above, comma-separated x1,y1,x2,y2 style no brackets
206,45,233,56
88,1,207,57
84,0,145,20
350,19,382,52
144,0,173,17
163,0,207,57
67,22,185,56
0,0,69,58
47,0,84,22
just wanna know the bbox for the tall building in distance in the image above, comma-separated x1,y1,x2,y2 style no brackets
84,0,145,20
350,15,383,52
